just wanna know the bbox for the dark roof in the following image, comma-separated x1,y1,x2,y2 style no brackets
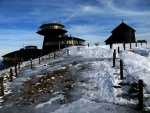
25,45,37,48
104,35,113,42
137,40,147,43
111,22,136,33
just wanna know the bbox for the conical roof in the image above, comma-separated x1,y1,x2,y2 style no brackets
111,22,136,33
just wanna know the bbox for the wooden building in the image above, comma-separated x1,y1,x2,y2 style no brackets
37,21,85,54
2,46,43,68
105,22,136,45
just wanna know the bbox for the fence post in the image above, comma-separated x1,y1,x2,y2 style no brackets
136,42,137,47
59,41,60,50
30,58,33,69
39,56,40,64
0,77,4,96
54,51,56,59
130,42,132,49
77,47,80,51
10,68,13,82
15,64,17,77
113,53,115,67
67,49,69,56
114,49,116,59
110,44,113,49
118,47,120,54
120,60,123,79
123,42,126,50
139,79,143,111
18,62,20,70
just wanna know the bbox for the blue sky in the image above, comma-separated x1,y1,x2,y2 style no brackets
0,0,150,59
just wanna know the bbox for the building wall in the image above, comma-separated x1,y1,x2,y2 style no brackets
106,30,136,44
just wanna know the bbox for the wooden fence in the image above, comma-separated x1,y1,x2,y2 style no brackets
0,49,67,96
111,44,148,111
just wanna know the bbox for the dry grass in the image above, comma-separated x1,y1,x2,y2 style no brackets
19,69,75,105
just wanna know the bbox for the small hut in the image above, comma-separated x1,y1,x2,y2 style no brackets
105,22,136,45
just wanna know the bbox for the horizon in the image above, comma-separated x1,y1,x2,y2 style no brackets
0,0,150,59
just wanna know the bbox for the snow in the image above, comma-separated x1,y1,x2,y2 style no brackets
35,94,64,109
0,43,149,113
51,98,139,113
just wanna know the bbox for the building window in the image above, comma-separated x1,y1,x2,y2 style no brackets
4,57,15,61
45,42,50,46
69,40,72,44
61,41,66,44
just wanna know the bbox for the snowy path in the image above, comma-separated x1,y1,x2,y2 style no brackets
0,44,150,113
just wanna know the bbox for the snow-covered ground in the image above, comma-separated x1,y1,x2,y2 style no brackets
0,43,150,113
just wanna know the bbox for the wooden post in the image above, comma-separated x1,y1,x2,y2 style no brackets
59,41,60,50
3,65,6,70
123,42,126,50
120,60,123,79
18,62,20,70
54,51,56,59
77,47,80,51
30,58,33,69
0,77,4,96
39,56,40,64
110,44,112,49
130,42,132,49
15,64,17,77
113,53,115,67
114,49,116,59
139,79,143,111
136,42,137,47
67,49,69,56
10,68,13,82
141,42,142,46
118,47,120,54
